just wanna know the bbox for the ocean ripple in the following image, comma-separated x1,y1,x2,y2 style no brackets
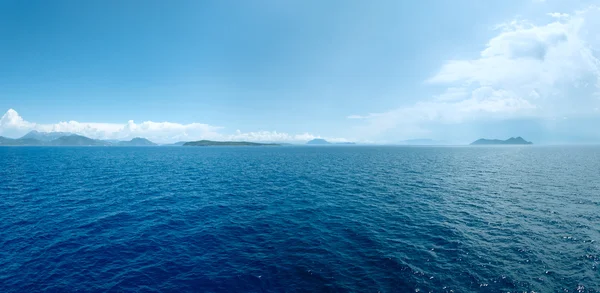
1,146,599,292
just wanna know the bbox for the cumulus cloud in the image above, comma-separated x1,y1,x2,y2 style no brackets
0,109,342,143
0,109,34,130
350,6,600,139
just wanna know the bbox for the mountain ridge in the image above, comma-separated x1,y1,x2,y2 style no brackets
48,134,112,146
470,137,533,145
307,138,331,145
117,137,157,146
21,130,73,141
0,131,158,146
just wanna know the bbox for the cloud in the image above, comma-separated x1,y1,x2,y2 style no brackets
547,12,570,19
0,109,343,143
0,109,35,130
433,87,470,101
351,87,536,136
224,130,349,143
346,113,383,119
350,6,600,140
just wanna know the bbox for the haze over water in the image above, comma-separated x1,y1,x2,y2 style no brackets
1,146,598,292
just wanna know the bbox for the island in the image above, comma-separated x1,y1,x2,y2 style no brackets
470,137,533,145
0,137,43,146
48,134,112,146
118,137,157,146
307,138,331,145
0,134,111,146
21,130,73,141
0,131,159,146
183,140,279,147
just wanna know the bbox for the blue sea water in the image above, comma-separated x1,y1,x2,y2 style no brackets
0,146,599,292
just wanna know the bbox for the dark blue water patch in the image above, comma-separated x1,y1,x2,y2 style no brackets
1,146,599,292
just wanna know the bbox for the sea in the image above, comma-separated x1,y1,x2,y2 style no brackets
1,146,599,292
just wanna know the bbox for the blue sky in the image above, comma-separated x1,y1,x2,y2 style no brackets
1,0,599,143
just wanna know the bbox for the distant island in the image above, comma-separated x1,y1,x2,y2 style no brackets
0,131,159,146
183,140,279,147
49,134,111,146
470,137,533,145
307,138,331,145
21,130,73,141
118,138,157,146
0,132,299,147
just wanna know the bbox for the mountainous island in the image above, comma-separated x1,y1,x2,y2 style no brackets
183,140,279,146
0,131,159,146
0,136,43,146
0,132,332,147
118,138,157,146
48,134,111,146
470,137,533,145
21,130,73,141
307,138,331,145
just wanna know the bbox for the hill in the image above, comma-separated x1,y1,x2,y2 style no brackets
117,137,157,146
20,130,73,141
0,136,44,146
0,133,159,146
48,135,111,146
470,137,533,145
306,138,331,145
183,140,279,147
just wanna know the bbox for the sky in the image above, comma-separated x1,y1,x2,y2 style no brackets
1,0,600,144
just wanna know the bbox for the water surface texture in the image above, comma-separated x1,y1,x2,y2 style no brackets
1,146,599,292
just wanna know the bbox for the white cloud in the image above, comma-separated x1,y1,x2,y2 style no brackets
0,109,343,143
0,109,34,130
350,6,600,140
225,130,349,143
547,12,570,19
351,87,536,137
